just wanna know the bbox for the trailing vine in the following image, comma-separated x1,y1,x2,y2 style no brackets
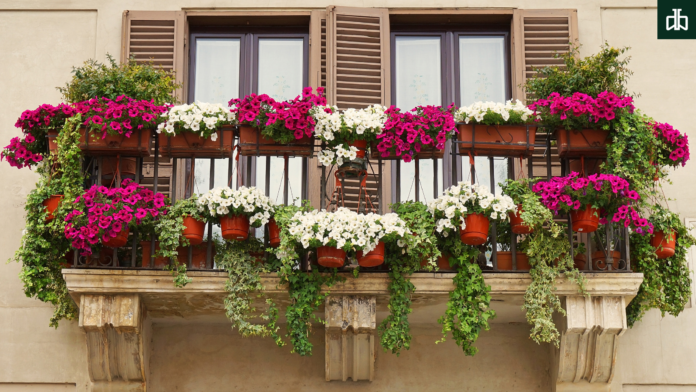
14,115,85,327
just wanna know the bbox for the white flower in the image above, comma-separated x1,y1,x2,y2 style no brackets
159,102,237,140
454,100,534,125
197,186,275,226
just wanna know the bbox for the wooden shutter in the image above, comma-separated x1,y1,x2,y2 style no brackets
511,9,578,102
122,11,187,199
326,6,390,109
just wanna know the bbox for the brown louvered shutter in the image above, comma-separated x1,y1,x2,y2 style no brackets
326,6,391,109
308,10,328,209
511,9,578,102
121,11,187,199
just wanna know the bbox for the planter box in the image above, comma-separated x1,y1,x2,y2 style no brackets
79,128,152,157
159,125,235,158
457,124,535,158
369,143,444,160
556,129,610,158
238,125,313,157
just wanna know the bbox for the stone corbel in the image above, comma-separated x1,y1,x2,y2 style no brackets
325,295,376,381
78,294,149,392
552,296,627,392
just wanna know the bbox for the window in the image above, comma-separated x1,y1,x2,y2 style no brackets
391,27,511,203
188,28,309,205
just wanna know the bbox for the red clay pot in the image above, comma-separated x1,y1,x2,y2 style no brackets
437,254,456,271
556,129,610,158
317,246,346,268
182,216,206,246
496,251,530,271
104,227,130,248
459,213,490,245
43,194,63,221
457,124,536,157
79,128,151,157
47,130,59,154
573,254,587,270
250,251,265,264
592,250,621,270
238,125,313,157
176,242,216,269
220,215,250,241
357,241,385,267
268,218,281,248
570,205,600,233
159,127,235,158
141,241,169,268
651,230,676,259
349,140,368,158
509,204,533,234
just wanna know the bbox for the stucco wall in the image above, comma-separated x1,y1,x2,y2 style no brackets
0,1,694,391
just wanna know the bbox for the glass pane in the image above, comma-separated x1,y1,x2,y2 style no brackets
459,36,506,106
258,39,304,101
193,38,240,192
394,36,443,202
461,157,508,195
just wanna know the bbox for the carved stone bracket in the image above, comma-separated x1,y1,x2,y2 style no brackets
78,294,148,392
552,296,627,392
325,295,376,382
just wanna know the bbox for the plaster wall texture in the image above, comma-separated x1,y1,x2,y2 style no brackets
0,2,694,392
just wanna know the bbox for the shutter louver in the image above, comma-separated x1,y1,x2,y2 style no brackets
512,9,578,102
122,11,186,199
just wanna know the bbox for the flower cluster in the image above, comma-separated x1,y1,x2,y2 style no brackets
75,96,169,138
428,182,516,235
229,94,276,127
64,179,168,255
197,186,275,227
376,105,456,162
157,102,236,140
652,122,690,167
454,100,535,125
286,207,409,253
528,91,635,130
313,105,387,142
15,103,77,132
1,135,44,168
532,173,651,233
317,144,359,167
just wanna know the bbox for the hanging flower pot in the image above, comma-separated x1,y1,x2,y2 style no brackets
651,230,676,259
141,241,169,268
43,194,63,221
182,216,206,246
220,215,250,241
457,124,535,157
556,129,610,158
79,128,152,157
104,227,130,248
459,213,490,245
573,254,587,270
357,241,385,267
349,140,368,158
570,205,600,233
238,125,313,157
316,246,346,268
592,250,621,270
159,126,235,158
509,204,533,234
47,130,59,154
268,218,281,248
496,251,530,271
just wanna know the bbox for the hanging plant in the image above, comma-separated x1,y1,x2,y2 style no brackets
651,121,690,168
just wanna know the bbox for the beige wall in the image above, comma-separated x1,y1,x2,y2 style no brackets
0,1,694,391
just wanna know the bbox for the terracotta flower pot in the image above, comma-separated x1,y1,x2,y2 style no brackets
61,250,74,268
570,205,600,233
651,230,676,259
573,254,587,270
47,130,59,154
79,128,151,157
250,251,265,264
437,254,456,271
100,157,137,186
556,129,610,158
370,142,444,160
496,251,530,271
592,250,621,270
457,124,535,157
459,213,490,245
349,140,368,158
104,227,130,248
220,215,250,241
268,218,281,248
176,242,216,269
316,246,346,268
182,216,206,246
357,241,385,267
159,126,235,158
509,204,533,234
141,241,169,268
43,194,63,221
238,125,313,157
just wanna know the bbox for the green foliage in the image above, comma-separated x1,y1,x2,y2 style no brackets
57,54,180,104
14,115,86,327
379,264,415,355
627,207,695,326
214,238,281,340
436,234,492,355
523,43,633,100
